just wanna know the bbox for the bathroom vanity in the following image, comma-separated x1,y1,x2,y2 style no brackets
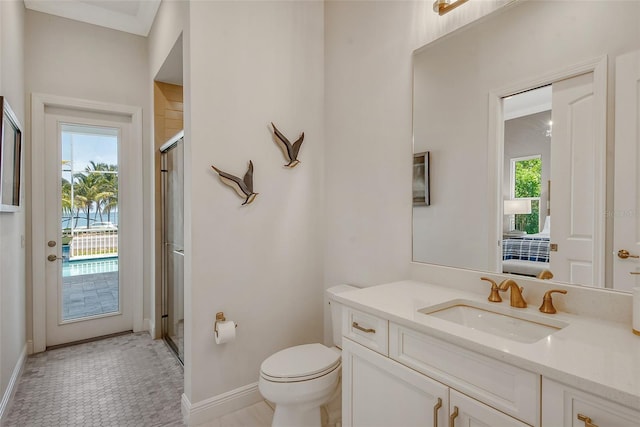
335,281,640,427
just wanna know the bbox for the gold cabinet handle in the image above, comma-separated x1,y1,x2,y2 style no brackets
577,413,599,427
618,249,639,259
449,406,458,427
433,397,442,427
352,322,375,334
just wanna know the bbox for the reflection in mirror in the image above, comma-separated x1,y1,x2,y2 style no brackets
412,0,640,292
502,87,552,278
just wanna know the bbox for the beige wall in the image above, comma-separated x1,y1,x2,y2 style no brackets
323,0,509,341
0,0,25,414
24,10,151,334
184,0,324,407
148,0,186,341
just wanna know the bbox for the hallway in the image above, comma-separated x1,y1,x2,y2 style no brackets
4,333,184,426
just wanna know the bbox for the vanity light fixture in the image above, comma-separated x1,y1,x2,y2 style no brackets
433,0,469,16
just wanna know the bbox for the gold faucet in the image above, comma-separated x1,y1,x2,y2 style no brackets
498,279,527,308
537,270,554,280
539,289,567,314
480,277,502,302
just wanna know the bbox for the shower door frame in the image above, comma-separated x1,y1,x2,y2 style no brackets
160,131,185,362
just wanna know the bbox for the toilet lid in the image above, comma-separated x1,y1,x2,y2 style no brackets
260,343,340,382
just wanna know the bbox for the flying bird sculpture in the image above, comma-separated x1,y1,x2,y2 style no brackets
211,160,258,205
271,122,305,168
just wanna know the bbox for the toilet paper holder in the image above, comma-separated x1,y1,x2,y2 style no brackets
215,312,238,337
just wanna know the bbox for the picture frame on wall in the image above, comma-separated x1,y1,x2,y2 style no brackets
413,151,430,206
0,96,23,212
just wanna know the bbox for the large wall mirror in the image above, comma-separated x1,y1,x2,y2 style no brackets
413,0,640,292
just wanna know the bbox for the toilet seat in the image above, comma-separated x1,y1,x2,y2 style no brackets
260,343,341,383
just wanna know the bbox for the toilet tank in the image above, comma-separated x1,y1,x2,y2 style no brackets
326,285,358,348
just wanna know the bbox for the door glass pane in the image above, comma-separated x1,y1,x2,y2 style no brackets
61,124,119,321
162,140,184,362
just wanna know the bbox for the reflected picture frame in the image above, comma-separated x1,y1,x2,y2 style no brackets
413,151,430,206
0,96,23,212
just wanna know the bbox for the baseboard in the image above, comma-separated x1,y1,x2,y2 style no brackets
145,318,155,338
0,344,27,423
26,340,33,355
181,382,263,426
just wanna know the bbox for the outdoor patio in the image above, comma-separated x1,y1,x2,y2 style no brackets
63,271,119,320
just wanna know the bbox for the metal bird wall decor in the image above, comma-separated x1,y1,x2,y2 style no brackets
271,122,305,168
210,160,258,206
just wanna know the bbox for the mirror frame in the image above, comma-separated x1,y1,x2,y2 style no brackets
0,96,23,212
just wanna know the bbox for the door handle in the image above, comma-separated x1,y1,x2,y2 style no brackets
617,249,639,259
47,254,62,262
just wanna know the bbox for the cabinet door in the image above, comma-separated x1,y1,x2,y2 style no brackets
450,390,529,427
342,338,449,427
542,378,640,427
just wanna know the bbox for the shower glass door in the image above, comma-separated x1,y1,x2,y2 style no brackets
161,136,184,362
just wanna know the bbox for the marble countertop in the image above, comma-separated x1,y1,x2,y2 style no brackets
333,280,640,409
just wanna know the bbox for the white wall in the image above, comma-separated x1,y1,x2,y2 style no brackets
323,0,510,343
0,0,26,412
184,0,324,410
24,10,151,336
147,0,187,339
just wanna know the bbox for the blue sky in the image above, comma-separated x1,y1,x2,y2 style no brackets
61,129,118,174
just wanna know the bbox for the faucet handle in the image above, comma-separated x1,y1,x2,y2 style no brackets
539,289,568,314
480,277,502,302
537,269,554,280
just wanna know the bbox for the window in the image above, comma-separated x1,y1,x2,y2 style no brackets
511,156,541,234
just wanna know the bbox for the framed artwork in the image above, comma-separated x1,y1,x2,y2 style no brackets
0,96,23,212
413,151,430,206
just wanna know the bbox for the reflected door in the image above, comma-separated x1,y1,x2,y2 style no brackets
613,50,640,291
45,114,133,347
550,71,605,286
161,137,184,362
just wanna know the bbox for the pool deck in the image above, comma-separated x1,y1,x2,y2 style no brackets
63,271,119,320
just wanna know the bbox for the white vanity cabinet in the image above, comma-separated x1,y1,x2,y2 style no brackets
341,309,536,427
542,378,640,427
342,339,530,427
342,338,449,427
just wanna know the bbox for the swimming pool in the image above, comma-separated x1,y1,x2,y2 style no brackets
62,258,119,277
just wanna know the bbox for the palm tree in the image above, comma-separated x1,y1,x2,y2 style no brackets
76,161,118,227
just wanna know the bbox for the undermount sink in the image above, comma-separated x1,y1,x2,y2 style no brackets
419,299,568,344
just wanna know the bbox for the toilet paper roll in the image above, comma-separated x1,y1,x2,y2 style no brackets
215,320,236,344
634,287,640,336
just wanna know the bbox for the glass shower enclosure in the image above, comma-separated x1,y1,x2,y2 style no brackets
160,131,184,362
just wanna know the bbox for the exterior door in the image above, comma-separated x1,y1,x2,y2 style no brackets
613,50,640,292
550,71,605,286
44,112,133,347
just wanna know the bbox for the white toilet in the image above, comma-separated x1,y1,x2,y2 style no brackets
258,284,357,427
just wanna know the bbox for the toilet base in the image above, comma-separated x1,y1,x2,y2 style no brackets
272,405,322,427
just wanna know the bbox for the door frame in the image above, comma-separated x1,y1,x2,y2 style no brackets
487,56,607,280
31,93,144,353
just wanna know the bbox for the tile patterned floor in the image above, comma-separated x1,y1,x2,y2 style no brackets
4,332,184,427
63,271,119,320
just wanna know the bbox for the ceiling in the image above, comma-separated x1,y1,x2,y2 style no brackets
24,0,161,36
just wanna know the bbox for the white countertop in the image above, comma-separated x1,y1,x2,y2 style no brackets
333,280,640,410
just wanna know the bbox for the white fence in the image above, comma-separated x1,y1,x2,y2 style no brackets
69,230,118,259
